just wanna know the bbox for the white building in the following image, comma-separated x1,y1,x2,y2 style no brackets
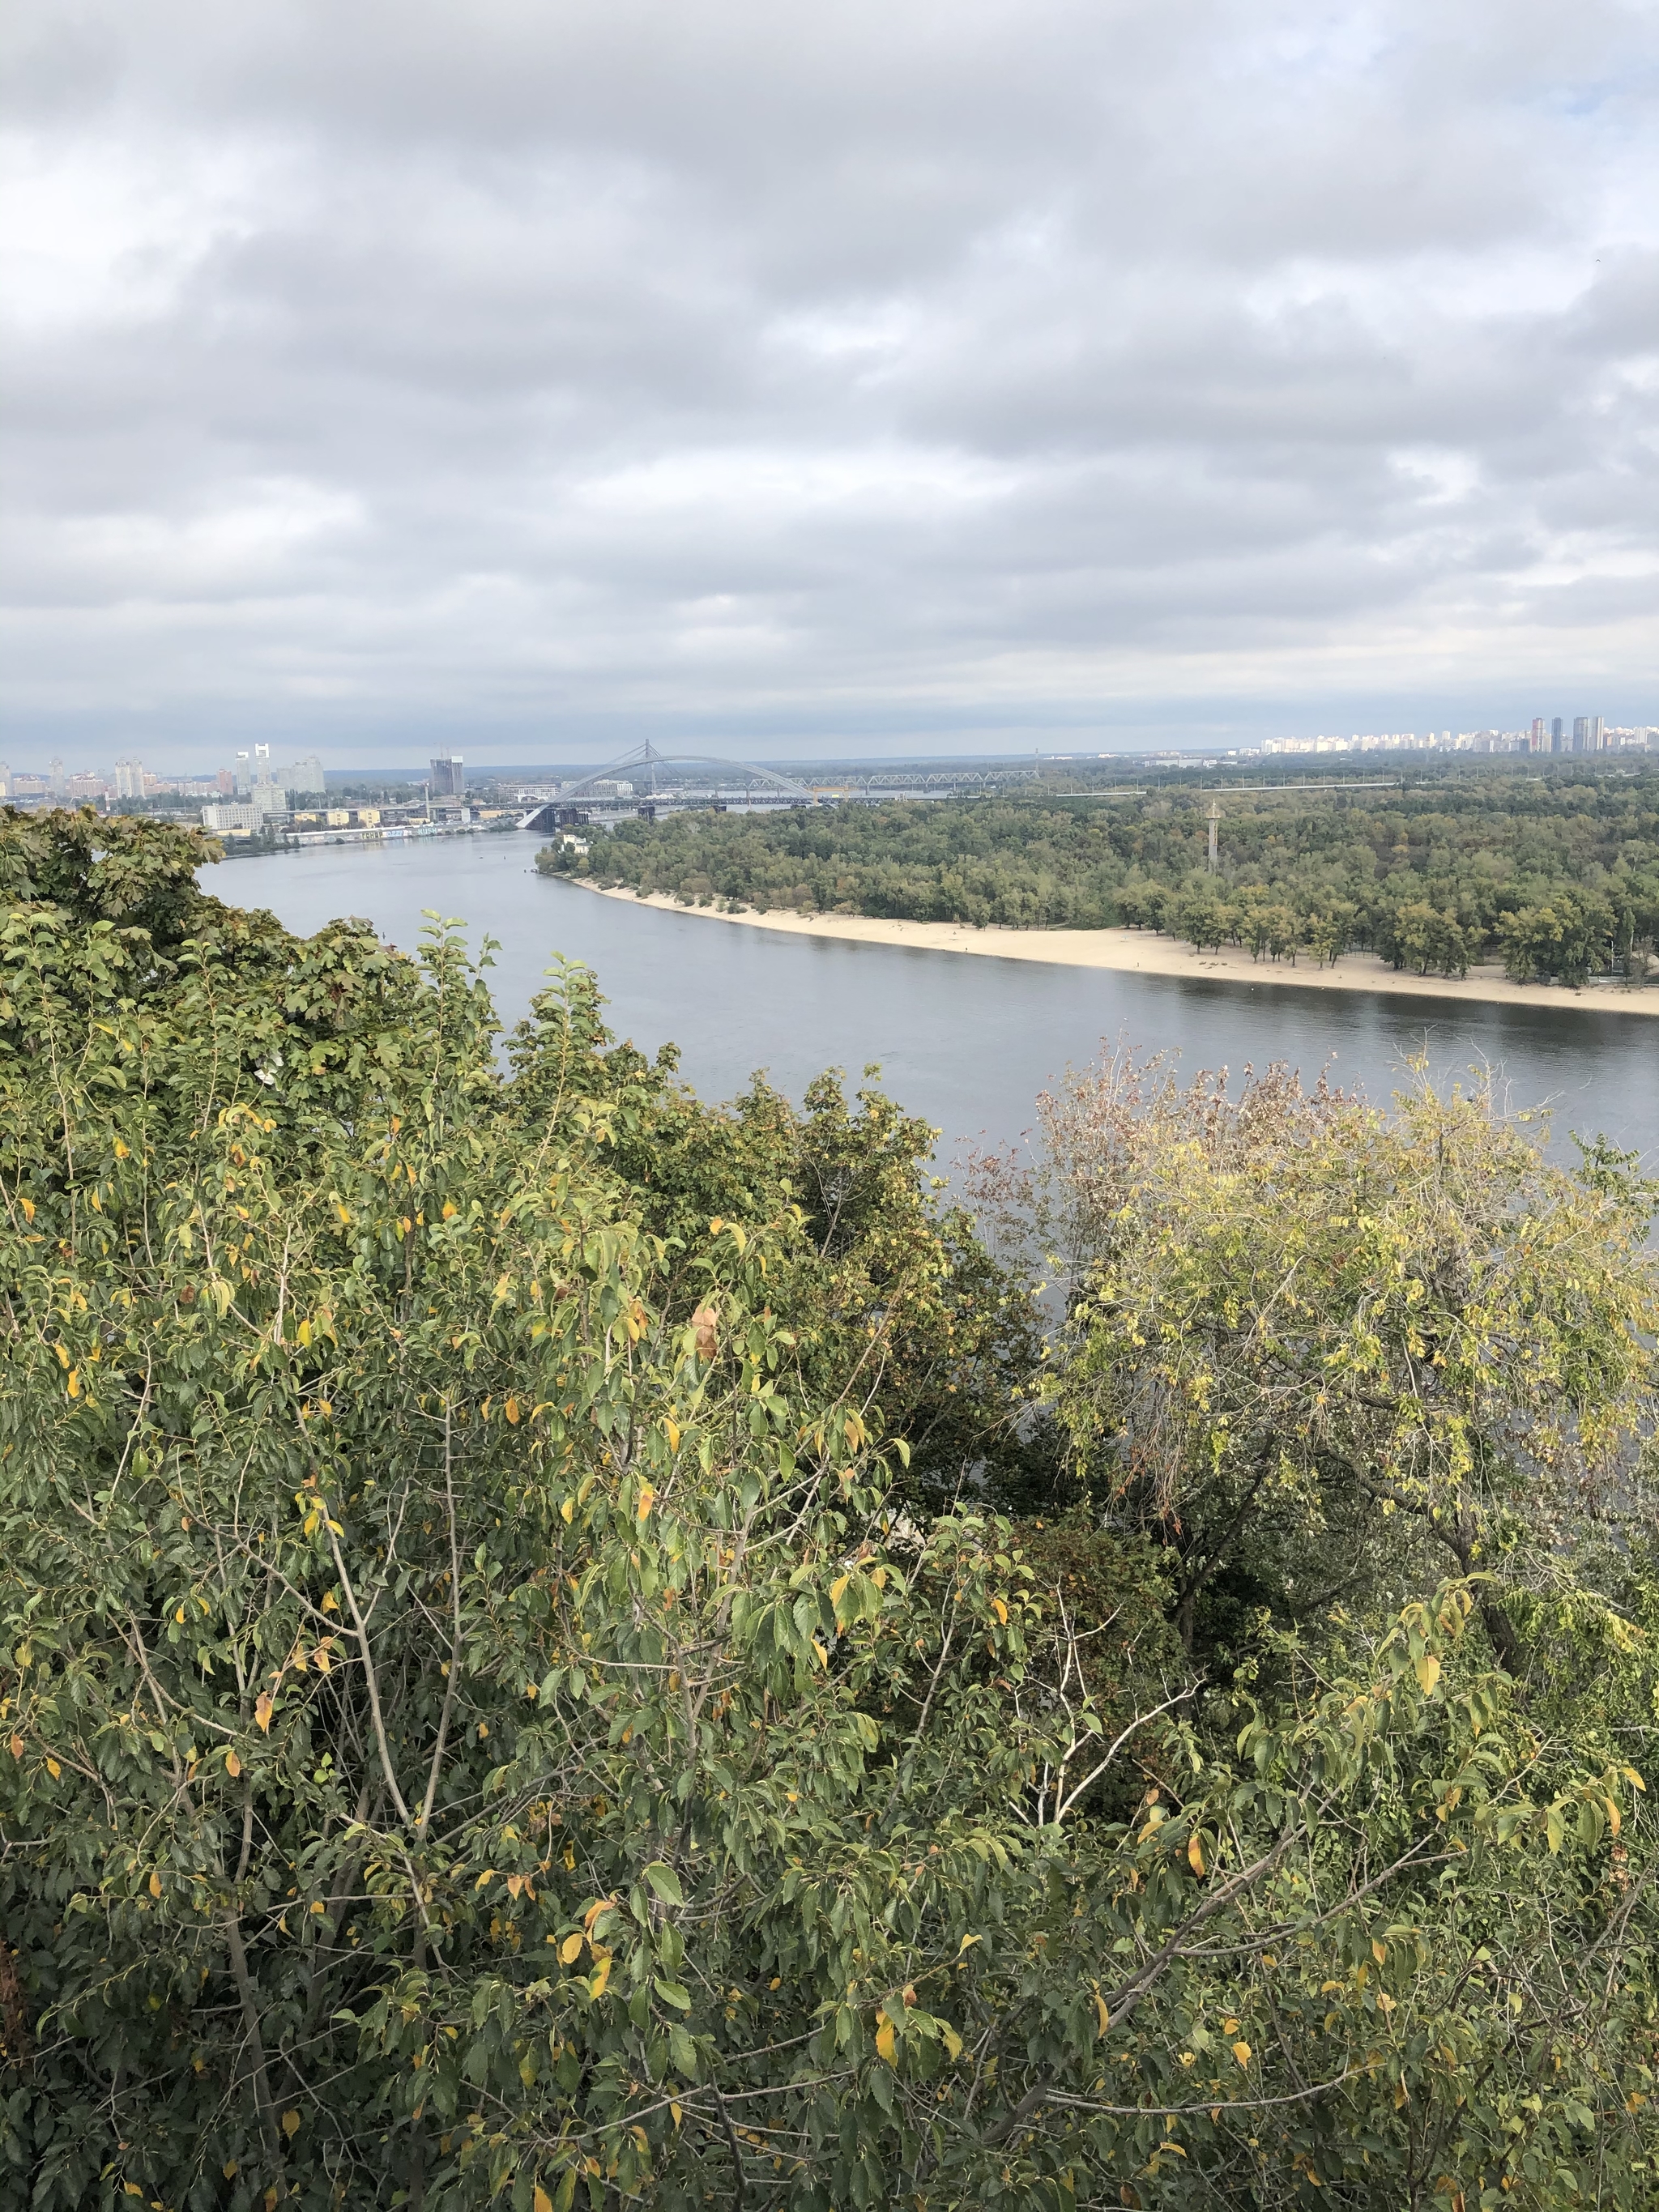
113,758,145,799
289,754,326,799
201,803,262,833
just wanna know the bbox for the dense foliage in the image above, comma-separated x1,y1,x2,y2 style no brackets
538,766,1659,985
4,808,1658,2210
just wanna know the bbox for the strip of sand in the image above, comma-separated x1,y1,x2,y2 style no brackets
558,878,1659,1019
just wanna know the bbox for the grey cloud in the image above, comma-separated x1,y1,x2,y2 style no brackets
2,0,1656,769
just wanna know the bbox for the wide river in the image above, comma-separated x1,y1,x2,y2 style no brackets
236,835,1658,1166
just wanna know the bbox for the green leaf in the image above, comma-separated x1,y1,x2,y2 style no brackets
642,1861,684,1908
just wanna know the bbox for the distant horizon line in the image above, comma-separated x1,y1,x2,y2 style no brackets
6,722,1659,794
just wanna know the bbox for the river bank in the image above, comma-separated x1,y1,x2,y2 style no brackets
566,880,1659,1018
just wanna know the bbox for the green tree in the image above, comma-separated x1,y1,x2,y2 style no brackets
975,1051,1659,1670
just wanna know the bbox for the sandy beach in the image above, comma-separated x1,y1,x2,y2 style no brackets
561,879,1659,1019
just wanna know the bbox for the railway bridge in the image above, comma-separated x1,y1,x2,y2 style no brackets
517,742,814,832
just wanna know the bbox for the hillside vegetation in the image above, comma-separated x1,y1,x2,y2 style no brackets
4,805,1659,2210
539,767,1659,985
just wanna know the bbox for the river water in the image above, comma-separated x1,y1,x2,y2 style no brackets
232,835,1658,1166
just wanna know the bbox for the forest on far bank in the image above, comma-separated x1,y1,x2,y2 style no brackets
538,765,1659,987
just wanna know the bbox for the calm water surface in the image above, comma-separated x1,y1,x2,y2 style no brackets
234,837,1659,1166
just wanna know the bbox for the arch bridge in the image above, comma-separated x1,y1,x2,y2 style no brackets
518,741,815,831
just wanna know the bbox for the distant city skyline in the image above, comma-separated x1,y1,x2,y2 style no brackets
4,715,1656,801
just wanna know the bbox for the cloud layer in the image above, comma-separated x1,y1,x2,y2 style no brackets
3,0,1656,768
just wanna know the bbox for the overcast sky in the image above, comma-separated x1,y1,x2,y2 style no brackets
3,0,1656,772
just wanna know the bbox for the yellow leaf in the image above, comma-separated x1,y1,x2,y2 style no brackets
255,1694,274,1734
589,1954,612,2000
1094,1993,1111,2038
226,1750,242,1779
811,1638,829,1669
1232,2041,1252,2068
830,1575,850,1608
175,1605,186,1626
664,1417,680,1451
992,1597,1009,1625
1606,1797,1622,1836
1372,1940,1388,1965
875,2016,897,2065
636,1485,655,1524
8,1735,21,1761
707,1217,723,1236
66,1369,81,1398
281,2109,301,2139
560,1933,584,1964
149,1871,162,1898
670,2101,683,2126
505,1396,521,1425
1187,1833,1205,1877
940,2023,962,2060
1415,1653,1441,1695
45,1758,61,1779
534,2189,553,2212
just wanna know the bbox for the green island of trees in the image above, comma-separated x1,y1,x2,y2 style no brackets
4,803,1658,2209
537,766,1659,987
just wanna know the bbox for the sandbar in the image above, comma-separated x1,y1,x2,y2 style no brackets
557,879,1659,1019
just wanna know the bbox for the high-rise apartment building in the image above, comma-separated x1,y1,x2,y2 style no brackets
1551,718,1564,752
288,754,326,799
1589,715,1606,751
49,757,66,796
1530,718,1545,751
430,754,466,797
113,758,145,799
1572,717,1590,752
